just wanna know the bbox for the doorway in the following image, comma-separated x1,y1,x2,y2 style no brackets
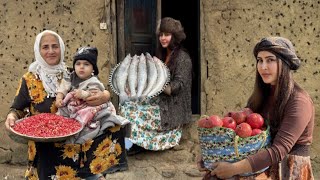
116,0,200,114
161,0,201,114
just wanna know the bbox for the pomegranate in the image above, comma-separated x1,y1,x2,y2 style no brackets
208,115,223,127
251,129,262,136
221,117,237,130
197,116,214,128
235,122,252,138
12,113,82,138
232,111,247,124
246,113,264,129
224,111,236,117
242,108,253,116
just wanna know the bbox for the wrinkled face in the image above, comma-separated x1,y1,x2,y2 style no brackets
40,34,61,65
74,60,94,80
257,51,281,85
159,32,172,48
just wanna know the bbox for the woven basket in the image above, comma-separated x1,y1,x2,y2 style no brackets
198,126,271,176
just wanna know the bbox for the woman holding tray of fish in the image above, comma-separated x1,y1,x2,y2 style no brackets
197,37,315,179
122,17,193,155
4,30,127,180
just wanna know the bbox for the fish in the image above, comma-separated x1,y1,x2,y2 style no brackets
128,55,139,100
136,53,147,99
141,52,158,99
116,54,132,104
147,56,168,97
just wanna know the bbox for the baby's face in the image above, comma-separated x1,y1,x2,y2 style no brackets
74,60,94,80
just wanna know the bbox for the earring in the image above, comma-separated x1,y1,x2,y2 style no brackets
91,70,94,76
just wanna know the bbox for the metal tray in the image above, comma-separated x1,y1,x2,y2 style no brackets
9,118,83,143
108,57,171,100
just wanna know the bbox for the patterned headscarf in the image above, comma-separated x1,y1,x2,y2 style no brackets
29,30,69,97
253,37,301,70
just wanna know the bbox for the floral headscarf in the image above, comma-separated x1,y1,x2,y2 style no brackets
29,30,69,97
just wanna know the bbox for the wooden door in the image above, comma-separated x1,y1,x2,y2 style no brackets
117,0,157,60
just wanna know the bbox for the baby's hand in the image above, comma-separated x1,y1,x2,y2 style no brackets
74,89,90,100
55,98,64,108
73,89,82,99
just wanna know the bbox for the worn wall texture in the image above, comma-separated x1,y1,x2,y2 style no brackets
0,0,319,178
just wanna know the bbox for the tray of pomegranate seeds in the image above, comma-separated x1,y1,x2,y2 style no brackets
10,113,83,142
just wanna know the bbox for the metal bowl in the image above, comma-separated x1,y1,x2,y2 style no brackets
108,58,171,100
9,118,84,143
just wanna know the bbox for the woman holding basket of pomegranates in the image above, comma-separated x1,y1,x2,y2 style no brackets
198,37,314,180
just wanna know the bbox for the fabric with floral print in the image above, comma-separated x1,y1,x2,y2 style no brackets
119,98,182,151
10,72,126,179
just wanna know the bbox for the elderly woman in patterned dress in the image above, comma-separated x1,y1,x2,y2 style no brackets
5,30,127,180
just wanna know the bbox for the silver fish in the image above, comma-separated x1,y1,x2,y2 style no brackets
141,52,158,98
128,55,139,100
148,56,168,97
136,53,147,98
116,54,132,104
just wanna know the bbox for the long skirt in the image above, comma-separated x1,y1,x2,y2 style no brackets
25,125,126,180
204,154,314,180
119,98,182,151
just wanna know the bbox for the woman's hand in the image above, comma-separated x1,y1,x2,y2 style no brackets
55,92,65,108
55,98,64,108
5,113,18,131
85,90,110,106
197,155,214,179
163,84,172,95
197,155,208,172
209,162,237,179
210,159,252,179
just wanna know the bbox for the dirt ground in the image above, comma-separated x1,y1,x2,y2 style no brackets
0,122,203,180
0,148,203,180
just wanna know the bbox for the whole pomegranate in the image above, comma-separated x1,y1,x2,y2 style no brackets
197,116,214,128
251,129,262,136
242,108,253,116
208,115,223,127
246,113,264,129
224,111,236,117
232,111,247,124
221,117,237,130
235,122,252,138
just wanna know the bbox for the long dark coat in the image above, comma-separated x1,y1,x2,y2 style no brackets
158,49,193,130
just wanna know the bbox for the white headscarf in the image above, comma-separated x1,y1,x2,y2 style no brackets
29,30,69,97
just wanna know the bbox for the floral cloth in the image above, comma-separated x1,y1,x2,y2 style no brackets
119,98,182,151
10,72,126,179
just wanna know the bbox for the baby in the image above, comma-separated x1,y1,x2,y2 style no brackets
56,46,129,144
